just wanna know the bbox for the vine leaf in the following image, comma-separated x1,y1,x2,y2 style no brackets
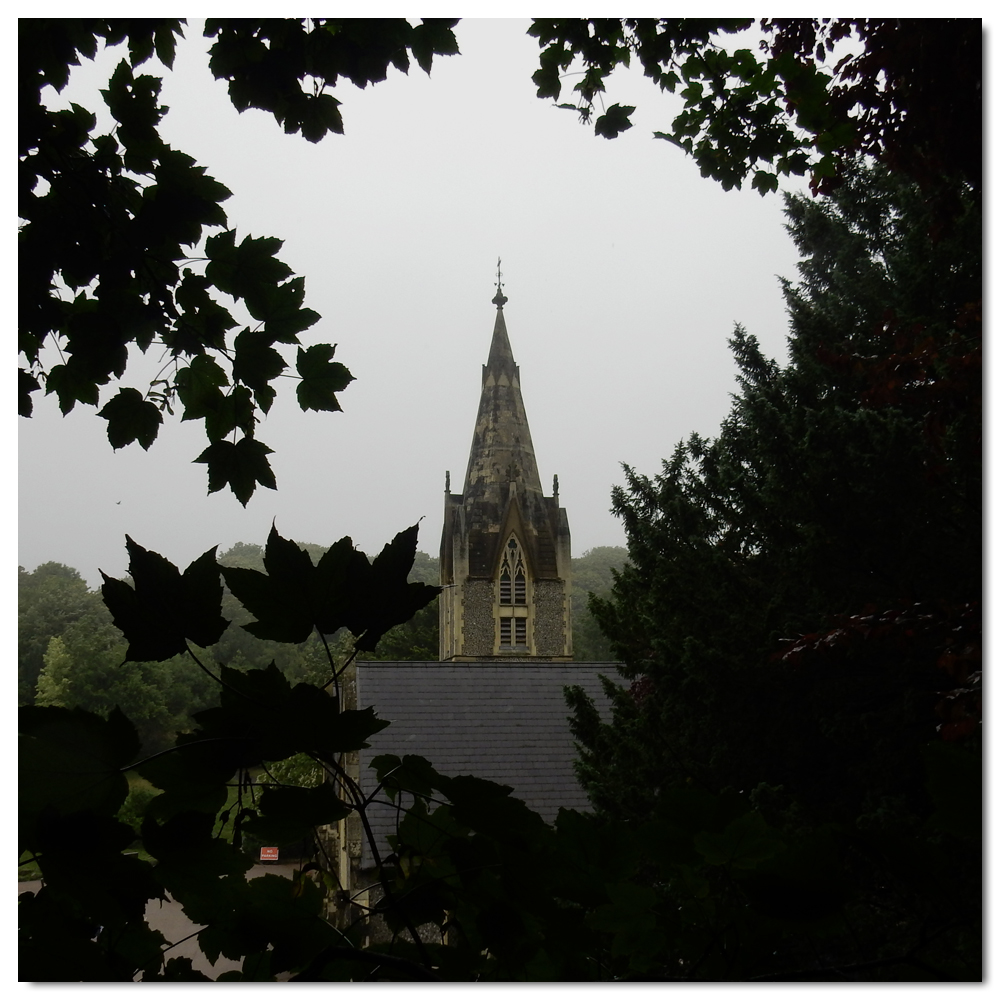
190,663,390,764
372,753,442,802
243,784,352,846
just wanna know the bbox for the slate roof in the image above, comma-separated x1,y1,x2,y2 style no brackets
355,662,618,867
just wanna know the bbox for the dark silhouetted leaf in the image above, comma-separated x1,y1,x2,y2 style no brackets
195,437,277,505
19,368,40,416
295,344,353,412
594,103,635,139
175,354,230,420
232,329,286,392
98,387,163,449
243,783,351,845
20,706,138,849
100,537,227,660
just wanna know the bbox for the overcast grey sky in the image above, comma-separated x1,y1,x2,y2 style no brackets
19,18,812,588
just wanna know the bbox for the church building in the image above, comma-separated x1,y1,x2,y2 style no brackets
331,275,614,927
439,278,572,661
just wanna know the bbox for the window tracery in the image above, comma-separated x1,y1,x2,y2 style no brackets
499,536,526,606
498,535,528,648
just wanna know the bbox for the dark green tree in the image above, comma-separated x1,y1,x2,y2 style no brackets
566,163,980,976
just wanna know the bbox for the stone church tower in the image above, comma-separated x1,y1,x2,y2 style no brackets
439,279,572,661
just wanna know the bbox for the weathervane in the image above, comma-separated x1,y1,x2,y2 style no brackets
492,256,508,307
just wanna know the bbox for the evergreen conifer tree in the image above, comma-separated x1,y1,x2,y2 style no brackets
569,164,981,828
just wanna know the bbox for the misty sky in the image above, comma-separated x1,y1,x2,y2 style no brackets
19,18,813,588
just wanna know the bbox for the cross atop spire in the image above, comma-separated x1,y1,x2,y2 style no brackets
492,256,508,308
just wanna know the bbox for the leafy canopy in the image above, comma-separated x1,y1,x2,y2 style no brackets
529,18,981,206
19,18,459,503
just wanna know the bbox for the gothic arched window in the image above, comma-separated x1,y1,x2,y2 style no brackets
498,536,526,606
498,536,528,649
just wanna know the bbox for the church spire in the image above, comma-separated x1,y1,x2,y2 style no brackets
439,270,573,661
463,269,542,502
484,283,516,373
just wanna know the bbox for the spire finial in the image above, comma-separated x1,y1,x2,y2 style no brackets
492,257,508,308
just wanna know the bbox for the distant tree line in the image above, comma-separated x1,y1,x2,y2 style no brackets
19,546,343,754
19,543,627,750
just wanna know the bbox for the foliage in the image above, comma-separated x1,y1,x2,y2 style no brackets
214,540,354,683
21,538,441,754
34,628,217,758
19,18,459,502
22,548,336,753
18,562,99,705
567,163,980,977
18,16,982,983
215,542,438,667
571,546,629,661
359,599,439,662
27,573,219,754
116,779,162,837
19,525,979,981
18,526,436,981
529,18,981,210
20,17,980,505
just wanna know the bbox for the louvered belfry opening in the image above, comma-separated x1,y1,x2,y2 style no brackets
498,535,529,649
499,537,526,605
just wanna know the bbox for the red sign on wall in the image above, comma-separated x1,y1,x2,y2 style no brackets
260,847,279,862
